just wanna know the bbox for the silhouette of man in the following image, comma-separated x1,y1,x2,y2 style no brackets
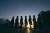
11,16,14,28
15,16,19,28
33,15,37,29
29,15,32,25
20,16,23,28
25,16,28,28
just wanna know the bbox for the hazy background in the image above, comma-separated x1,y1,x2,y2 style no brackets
0,0,50,20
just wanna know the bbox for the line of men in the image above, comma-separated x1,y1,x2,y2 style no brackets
10,15,38,30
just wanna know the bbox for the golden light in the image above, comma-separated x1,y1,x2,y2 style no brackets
26,28,31,33
26,22,30,28
26,22,31,33
31,25,33,28
26,22,32,33
31,21,34,28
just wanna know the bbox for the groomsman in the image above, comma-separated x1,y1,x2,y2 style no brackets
15,16,19,28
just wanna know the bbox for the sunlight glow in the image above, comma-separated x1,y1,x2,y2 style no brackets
31,21,34,28
26,28,31,33
26,22,32,33
26,22,30,28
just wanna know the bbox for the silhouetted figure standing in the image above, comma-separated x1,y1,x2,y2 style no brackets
15,16,19,28
18,16,23,33
29,16,32,25
33,15,37,29
20,16,23,28
33,15,38,33
11,16,14,28
6,19,11,27
25,16,28,27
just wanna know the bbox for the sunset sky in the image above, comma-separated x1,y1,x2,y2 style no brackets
0,0,50,20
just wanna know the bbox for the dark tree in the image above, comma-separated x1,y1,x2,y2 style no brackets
37,10,50,33
37,11,45,29
11,16,14,28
